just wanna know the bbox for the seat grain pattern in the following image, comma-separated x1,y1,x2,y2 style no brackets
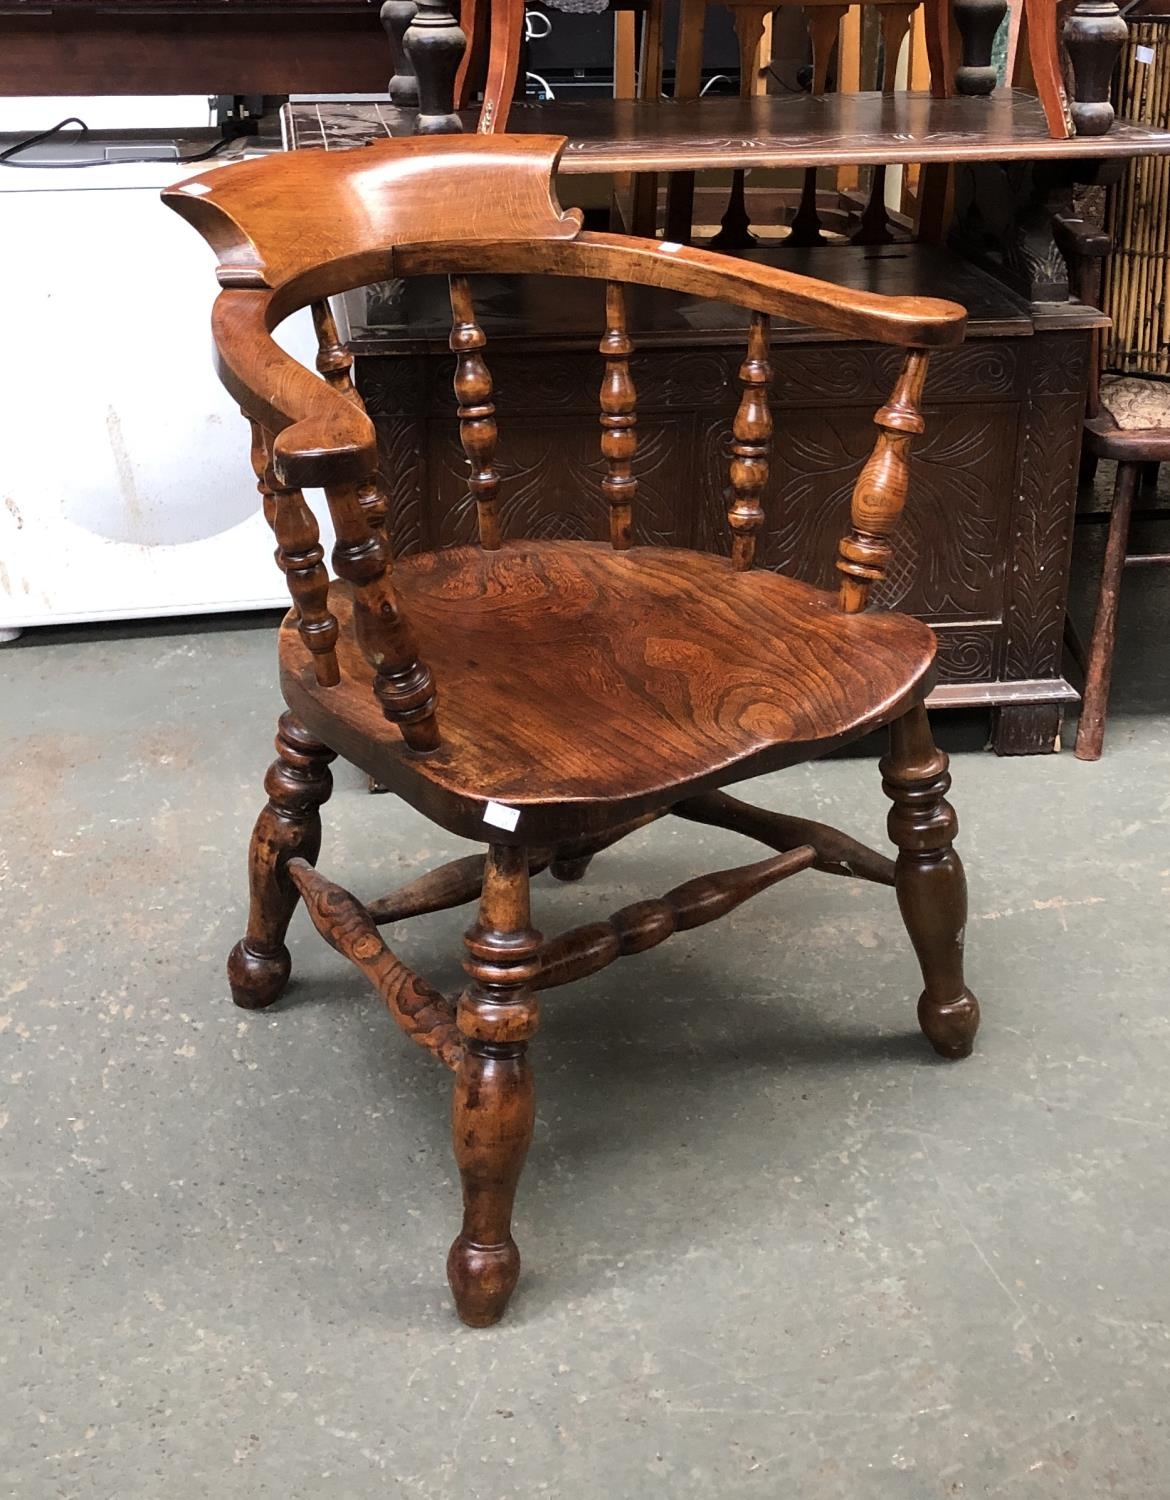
280,540,936,841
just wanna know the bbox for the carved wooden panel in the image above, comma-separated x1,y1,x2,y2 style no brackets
361,353,428,416
933,629,999,682
771,342,1022,405
697,402,1012,622
1004,384,1084,676
377,415,425,556
428,415,690,549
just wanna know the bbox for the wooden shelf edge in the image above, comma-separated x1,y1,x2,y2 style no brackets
282,93,1170,172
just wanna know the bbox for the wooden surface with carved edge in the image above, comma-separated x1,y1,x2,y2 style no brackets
166,134,983,1328
280,92,1170,173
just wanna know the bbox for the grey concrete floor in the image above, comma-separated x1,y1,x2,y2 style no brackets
2,521,1169,1499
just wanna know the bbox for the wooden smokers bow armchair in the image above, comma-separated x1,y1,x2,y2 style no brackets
164,135,978,1327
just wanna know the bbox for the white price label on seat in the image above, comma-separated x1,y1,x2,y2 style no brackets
1136,44,1156,64
483,801,521,832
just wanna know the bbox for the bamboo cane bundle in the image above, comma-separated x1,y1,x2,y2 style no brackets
1103,19,1170,375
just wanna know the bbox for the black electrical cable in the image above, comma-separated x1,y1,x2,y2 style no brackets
0,115,88,165
0,115,246,169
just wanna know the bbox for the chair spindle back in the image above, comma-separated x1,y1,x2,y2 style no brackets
835,347,930,612
449,276,504,549
164,134,964,757
312,299,391,538
314,303,440,748
727,311,773,570
251,418,341,687
599,281,638,550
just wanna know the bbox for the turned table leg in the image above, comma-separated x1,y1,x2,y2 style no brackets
404,0,467,134
447,845,541,1326
1064,0,1128,137
227,712,336,1010
881,702,981,1060
380,0,420,105
952,0,1008,97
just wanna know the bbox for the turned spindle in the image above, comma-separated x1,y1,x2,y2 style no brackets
248,417,279,540
673,790,897,885
249,421,339,687
1064,0,1128,136
727,312,773,570
788,4,847,248
324,481,439,751
952,0,1008,96
311,299,357,398
449,275,502,549
311,301,389,538
853,4,917,246
836,349,930,612
403,0,467,135
287,858,461,1067
709,7,767,251
599,282,637,550
538,845,814,990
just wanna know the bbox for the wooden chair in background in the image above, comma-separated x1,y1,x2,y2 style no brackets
669,0,953,248
676,0,1129,143
382,0,666,131
664,0,1130,247
165,133,979,1326
1055,16,1170,761
381,0,1128,146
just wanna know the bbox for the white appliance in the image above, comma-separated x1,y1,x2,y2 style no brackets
0,97,330,634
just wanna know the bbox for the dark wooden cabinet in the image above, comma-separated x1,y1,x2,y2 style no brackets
343,244,1098,754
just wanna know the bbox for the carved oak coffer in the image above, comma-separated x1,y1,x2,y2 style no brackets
342,245,1098,755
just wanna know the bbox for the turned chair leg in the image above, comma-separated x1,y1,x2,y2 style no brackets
881,702,981,1060
448,845,541,1326
549,853,593,883
227,712,337,1010
1075,460,1137,762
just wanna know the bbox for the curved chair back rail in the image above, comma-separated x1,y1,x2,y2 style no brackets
166,136,964,490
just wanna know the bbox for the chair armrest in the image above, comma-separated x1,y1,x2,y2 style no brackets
393,232,968,349
572,234,968,349
211,290,377,489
